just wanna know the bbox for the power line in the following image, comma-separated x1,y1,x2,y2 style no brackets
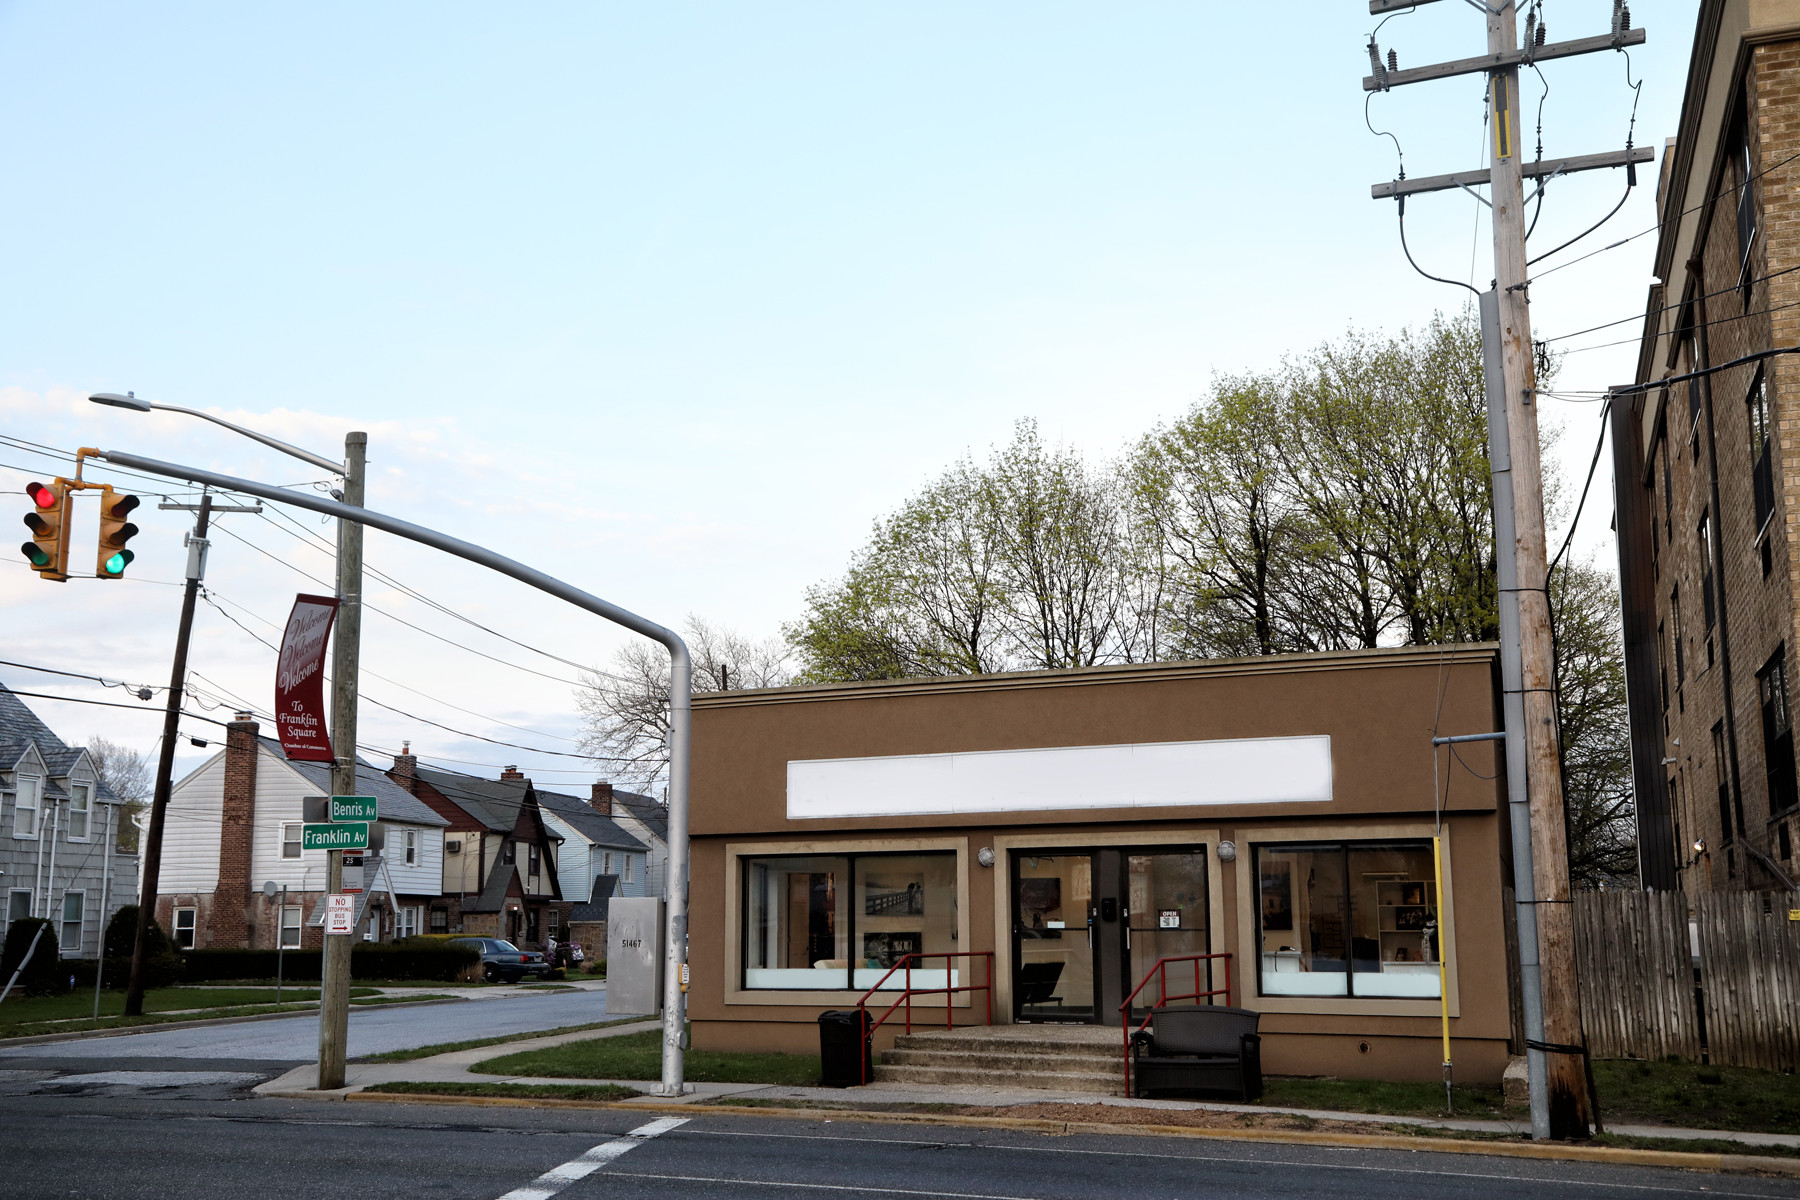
1541,261,1800,346
0,658,166,697
0,685,230,725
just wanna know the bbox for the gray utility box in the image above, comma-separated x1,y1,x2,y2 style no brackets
605,897,664,1017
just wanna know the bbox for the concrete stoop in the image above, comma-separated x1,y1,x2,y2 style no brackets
873,1025,1126,1095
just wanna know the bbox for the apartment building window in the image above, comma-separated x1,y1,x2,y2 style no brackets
1660,419,1675,541
281,823,303,859
1658,620,1671,723
280,905,303,949
1688,336,1704,459
1759,648,1798,816
13,775,40,838
173,907,197,950
1671,586,1687,702
1781,822,1794,861
1738,132,1759,292
1714,723,1734,845
1700,512,1717,634
1749,370,1775,541
60,892,84,953
66,783,90,841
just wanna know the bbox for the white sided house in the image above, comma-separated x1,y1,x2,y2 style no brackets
152,713,448,950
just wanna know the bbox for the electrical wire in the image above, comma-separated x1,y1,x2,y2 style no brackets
1549,399,1613,577
1541,261,1800,344
0,685,230,725
0,658,165,697
1558,295,1800,357
1399,196,1482,297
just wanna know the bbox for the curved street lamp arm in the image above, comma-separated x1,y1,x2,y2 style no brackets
86,445,694,1095
147,403,347,476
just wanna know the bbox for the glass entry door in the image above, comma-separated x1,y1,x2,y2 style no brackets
1012,854,1095,1021
1012,847,1210,1025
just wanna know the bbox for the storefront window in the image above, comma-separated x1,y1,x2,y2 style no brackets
742,851,956,990
1255,841,1441,999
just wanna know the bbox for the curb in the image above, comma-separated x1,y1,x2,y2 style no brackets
0,996,464,1049
308,1089,1800,1177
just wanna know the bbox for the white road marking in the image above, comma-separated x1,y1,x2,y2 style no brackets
495,1117,687,1200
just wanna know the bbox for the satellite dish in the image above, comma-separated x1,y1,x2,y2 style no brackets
262,880,279,901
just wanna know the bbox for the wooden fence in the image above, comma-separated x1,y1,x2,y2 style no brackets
1571,889,1800,1069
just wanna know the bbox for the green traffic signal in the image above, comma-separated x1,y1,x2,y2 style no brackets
102,549,134,577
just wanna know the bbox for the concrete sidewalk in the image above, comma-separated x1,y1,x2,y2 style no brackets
254,1021,1800,1153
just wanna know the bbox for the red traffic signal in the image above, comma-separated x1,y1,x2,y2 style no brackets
20,480,71,580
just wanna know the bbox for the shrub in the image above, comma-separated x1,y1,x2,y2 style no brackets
1,918,64,997
101,906,183,990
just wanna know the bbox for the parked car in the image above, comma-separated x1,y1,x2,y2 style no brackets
449,937,550,983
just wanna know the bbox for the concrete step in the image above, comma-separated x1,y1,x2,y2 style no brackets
893,1031,1122,1058
882,1047,1124,1075
872,1062,1122,1094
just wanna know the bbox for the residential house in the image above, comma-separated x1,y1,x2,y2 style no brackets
0,684,138,958
535,786,649,961
389,752,567,947
591,782,669,899
152,714,449,950
1613,0,1800,892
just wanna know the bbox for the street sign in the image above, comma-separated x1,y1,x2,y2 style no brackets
342,853,364,895
330,795,378,822
303,822,369,851
324,894,354,936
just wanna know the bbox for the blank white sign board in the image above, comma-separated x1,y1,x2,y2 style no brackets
787,735,1332,820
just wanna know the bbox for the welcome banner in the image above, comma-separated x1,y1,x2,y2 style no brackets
276,593,339,762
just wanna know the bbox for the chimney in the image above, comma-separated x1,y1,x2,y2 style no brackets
501,764,524,781
392,740,417,793
210,713,260,948
591,781,613,816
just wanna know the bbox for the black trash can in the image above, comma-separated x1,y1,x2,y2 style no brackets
817,1009,872,1087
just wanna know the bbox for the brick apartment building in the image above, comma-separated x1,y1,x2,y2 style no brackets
1614,0,1800,893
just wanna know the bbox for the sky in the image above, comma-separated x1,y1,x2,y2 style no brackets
0,1,1698,792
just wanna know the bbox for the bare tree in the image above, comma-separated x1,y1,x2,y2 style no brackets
87,735,151,852
575,616,793,794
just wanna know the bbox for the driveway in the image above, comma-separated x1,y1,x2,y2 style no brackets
0,985,624,1063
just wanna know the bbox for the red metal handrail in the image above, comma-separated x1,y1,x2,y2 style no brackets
1119,952,1233,1097
853,951,995,1084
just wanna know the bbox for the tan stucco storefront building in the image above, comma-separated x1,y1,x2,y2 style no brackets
687,644,1519,1084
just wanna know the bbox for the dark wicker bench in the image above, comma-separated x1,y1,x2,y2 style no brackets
1129,1005,1262,1100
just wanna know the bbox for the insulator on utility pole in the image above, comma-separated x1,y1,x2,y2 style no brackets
1535,22,1547,47
1388,48,1398,73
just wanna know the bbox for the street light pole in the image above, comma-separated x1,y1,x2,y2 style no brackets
318,431,365,1090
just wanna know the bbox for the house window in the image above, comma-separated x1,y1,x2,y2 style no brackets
1255,841,1443,1000
547,908,561,937
528,844,540,878
66,783,90,841
280,905,303,949
1760,649,1798,816
430,907,448,934
502,841,515,865
8,889,31,923
281,823,303,859
602,851,613,875
396,906,420,940
173,907,197,950
60,892,84,953
741,851,956,991
403,830,417,866
623,855,634,883
13,775,41,838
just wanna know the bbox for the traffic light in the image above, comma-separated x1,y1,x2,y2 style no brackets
95,486,140,579
20,480,70,581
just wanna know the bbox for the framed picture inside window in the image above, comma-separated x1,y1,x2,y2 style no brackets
863,874,925,916
863,931,922,968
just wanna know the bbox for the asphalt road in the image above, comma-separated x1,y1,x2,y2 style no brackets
0,987,616,1063
0,1088,1788,1200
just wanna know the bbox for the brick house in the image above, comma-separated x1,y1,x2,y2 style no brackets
389,752,568,947
1614,0,1800,892
151,715,450,950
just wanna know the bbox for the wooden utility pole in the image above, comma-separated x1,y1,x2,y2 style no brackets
317,431,366,1090
1481,1,1592,1142
1362,0,1648,1139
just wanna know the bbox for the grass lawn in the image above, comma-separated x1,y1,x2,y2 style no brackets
474,1029,822,1086
359,1016,652,1063
1593,1058,1800,1135
1260,1076,1512,1119
364,1081,641,1102
0,987,377,1026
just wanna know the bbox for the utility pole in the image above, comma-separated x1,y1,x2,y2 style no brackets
318,431,366,1091
1364,0,1648,1139
124,490,213,1016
